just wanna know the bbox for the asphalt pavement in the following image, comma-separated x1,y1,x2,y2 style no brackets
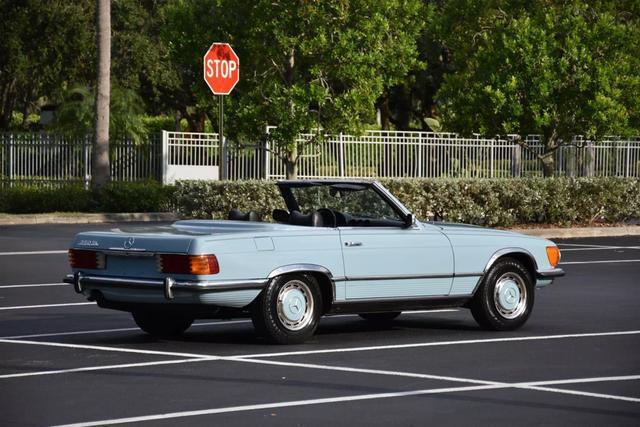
0,222,638,426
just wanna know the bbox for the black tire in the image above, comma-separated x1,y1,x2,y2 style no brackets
132,311,194,337
358,312,401,322
251,274,322,344
470,258,535,331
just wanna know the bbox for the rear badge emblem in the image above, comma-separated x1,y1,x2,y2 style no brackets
123,237,135,249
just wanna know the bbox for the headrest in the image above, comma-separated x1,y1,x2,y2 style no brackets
228,208,261,222
289,210,324,227
272,209,290,223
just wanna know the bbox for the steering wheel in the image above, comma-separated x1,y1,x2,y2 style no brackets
316,208,337,228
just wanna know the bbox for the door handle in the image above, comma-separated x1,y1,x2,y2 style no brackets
344,241,362,247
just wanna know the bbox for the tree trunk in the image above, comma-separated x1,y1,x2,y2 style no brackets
285,145,298,179
541,155,555,177
92,0,111,190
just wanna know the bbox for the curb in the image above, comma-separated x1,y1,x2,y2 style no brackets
0,212,181,225
509,226,640,239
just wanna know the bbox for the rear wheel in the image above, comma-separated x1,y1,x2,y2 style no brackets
470,258,534,331
358,312,401,322
251,274,322,344
132,311,193,337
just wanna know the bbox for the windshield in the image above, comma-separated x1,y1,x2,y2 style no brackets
286,183,404,226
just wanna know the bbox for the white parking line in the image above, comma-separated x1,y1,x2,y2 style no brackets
560,259,640,265
0,283,67,289
0,310,456,339
236,330,640,359
560,247,640,252
0,338,209,358
0,250,67,256
1,330,639,379
52,375,640,427
0,320,253,340
0,302,95,311
52,384,505,427
557,243,619,248
0,357,217,379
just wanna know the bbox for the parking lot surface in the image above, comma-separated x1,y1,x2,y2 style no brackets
0,222,638,426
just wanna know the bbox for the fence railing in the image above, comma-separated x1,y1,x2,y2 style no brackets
0,133,161,187
2,131,640,187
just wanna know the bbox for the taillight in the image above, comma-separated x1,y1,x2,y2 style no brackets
157,254,219,275
68,249,105,269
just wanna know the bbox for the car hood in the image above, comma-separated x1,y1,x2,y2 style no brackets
425,221,532,239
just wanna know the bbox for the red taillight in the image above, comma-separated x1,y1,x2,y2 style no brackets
157,254,219,275
68,249,105,269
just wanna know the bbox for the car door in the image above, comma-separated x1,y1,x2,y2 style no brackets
339,222,454,300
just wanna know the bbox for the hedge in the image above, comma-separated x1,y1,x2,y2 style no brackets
2,178,639,227
173,178,640,227
0,181,175,214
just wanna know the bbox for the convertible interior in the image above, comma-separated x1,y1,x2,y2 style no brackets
228,207,404,228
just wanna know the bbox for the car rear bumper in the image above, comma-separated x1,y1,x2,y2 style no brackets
63,273,267,300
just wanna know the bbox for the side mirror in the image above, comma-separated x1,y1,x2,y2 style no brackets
403,213,414,228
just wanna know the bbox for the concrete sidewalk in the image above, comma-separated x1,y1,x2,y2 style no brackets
0,212,639,238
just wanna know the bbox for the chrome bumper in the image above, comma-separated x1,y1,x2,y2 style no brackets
63,273,267,300
536,268,565,279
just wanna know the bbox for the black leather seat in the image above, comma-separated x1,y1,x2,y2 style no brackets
289,210,324,227
228,209,261,222
272,209,290,223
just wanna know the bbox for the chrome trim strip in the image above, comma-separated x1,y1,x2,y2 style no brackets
266,263,337,302
103,249,156,257
338,294,472,304
372,181,411,217
267,263,334,279
536,268,565,278
336,272,483,282
63,274,267,292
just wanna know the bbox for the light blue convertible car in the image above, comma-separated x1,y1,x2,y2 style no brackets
65,180,563,344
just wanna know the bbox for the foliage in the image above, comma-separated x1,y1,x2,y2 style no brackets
172,177,640,227
0,181,175,214
0,0,94,129
160,0,424,176
429,1,640,176
53,85,148,144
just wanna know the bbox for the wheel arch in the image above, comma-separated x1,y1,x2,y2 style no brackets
266,264,335,314
484,248,537,281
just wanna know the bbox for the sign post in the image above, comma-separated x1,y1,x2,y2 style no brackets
203,42,239,180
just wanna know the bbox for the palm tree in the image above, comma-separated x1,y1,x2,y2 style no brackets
93,0,111,189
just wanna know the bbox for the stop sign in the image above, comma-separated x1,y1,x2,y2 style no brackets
203,43,239,95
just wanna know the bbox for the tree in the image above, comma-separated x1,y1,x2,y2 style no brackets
159,0,424,177
93,0,110,189
0,0,94,129
429,0,640,176
228,0,424,178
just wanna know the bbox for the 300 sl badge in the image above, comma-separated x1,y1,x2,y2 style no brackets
78,240,99,247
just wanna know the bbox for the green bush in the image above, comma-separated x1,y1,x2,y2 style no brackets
0,181,175,214
173,177,640,227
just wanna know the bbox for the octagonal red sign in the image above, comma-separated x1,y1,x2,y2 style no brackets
203,42,239,95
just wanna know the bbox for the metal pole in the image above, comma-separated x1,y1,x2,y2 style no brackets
219,95,227,180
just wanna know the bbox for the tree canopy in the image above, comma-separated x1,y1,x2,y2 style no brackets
1,0,639,179
429,0,640,175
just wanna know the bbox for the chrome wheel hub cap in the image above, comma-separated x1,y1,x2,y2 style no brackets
493,273,527,319
277,280,313,331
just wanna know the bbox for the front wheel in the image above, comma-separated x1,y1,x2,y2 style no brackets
470,258,534,331
132,311,193,337
251,274,322,344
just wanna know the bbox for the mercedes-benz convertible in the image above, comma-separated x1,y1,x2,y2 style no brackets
64,180,564,344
